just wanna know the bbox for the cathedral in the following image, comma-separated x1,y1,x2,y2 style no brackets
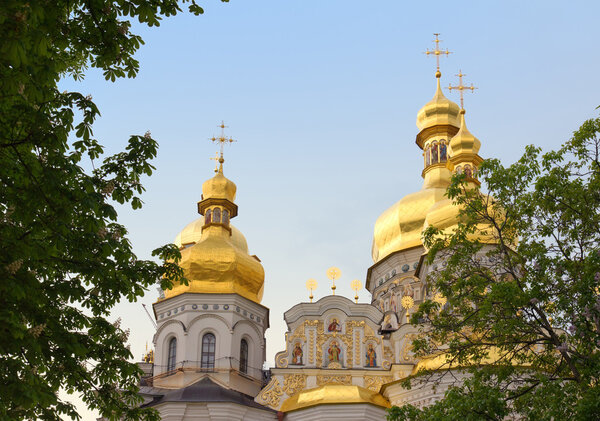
134,42,486,420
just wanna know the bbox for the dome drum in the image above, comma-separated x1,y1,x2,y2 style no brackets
415,124,459,150
198,197,238,219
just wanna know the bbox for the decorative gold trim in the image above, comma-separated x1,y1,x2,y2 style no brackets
415,124,459,149
316,374,352,386
283,374,307,397
364,375,393,392
257,377,283,409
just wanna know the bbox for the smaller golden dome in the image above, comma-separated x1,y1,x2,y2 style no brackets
416,76,461,133
280,384,390,412
166,225,265,303
449,110,481,157
202,165,236,202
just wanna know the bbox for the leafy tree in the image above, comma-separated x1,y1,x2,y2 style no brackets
388,114,600,420
1,1,226,419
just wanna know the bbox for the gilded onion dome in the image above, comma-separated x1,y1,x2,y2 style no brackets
415,72,461,144
371,73,461,262
164,158,265,304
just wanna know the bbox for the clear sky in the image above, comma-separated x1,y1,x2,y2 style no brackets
59,0,600,418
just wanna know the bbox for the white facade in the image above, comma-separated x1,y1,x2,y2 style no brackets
151,293,268,397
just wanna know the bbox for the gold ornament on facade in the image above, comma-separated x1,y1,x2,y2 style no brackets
401,334,417,362
289,322,306,343
306,278,318,303
364,375,393,393
308,328,315,364
283,374,307,397
354,330,361,365
401,295,415,323
314,320,326,367
275,333,290,368
383,344,394,370
257,377,284,409
316,374,352,386
327,266,341,295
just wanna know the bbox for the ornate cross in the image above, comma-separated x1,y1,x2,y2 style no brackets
425,33,452,75
211,120,236,160
326,266,341,295
448,70,477,109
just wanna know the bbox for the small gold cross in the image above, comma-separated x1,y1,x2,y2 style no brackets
209,151,220,173
425,33,452,76
448,70,477,110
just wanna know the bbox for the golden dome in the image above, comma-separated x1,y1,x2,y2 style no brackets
449,110,481,158
202,169,236,202
416,75,461,134
280,384,390,412
165,225,265,303
174,217,248,252
372,184,449,262
163,161,264,304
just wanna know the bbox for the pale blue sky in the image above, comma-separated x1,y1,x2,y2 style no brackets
59,1,600,418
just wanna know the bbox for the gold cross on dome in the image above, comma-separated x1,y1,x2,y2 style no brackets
425,33,452,76
448,70,477,110
209,151,220,173
210,120,236,160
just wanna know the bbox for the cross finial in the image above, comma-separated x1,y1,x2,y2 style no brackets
209,151,220,173
209,121,236,171
306,279,318,303
326,267,341,296
425,33,452,78
447,70,477,110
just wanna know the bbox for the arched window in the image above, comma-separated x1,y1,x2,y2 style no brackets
439,140,447,162
201,333,216,370
167,337,177,373
425,146,431,166
205,209,212,224
212,208,221,223
431,141,439,164
222,209,230,225
240,339,249,374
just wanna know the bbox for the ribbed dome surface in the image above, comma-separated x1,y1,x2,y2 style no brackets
416,77,460,132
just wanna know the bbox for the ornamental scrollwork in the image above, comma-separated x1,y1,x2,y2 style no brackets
257,377,283,409
283,374,307,396
364,375,392,392
316,374,352,386
275,350,289,368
